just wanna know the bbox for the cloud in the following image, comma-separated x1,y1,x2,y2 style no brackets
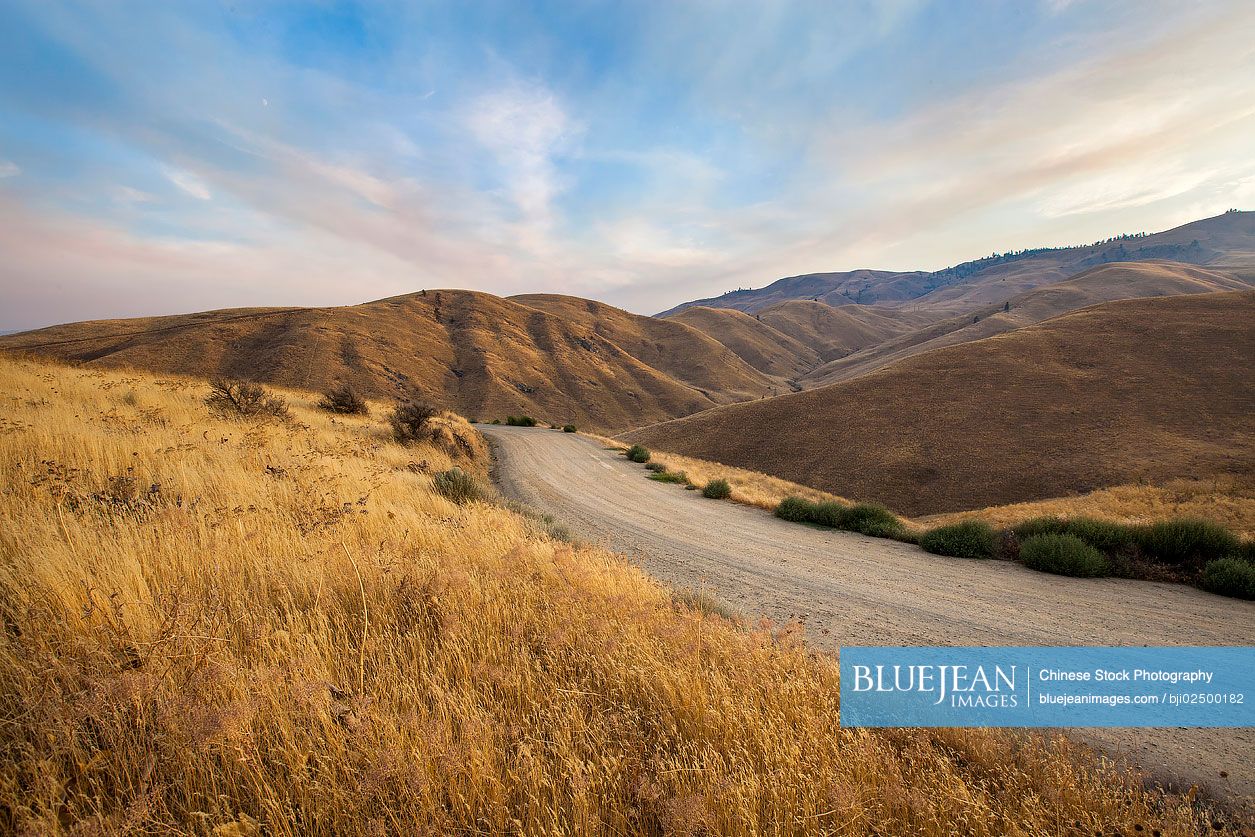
163,167,211,200
0,160,19,178
463,81,579,241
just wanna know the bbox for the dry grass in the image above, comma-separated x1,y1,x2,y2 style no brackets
0,356,1218,834
922,478,1255,541
587,431,865,513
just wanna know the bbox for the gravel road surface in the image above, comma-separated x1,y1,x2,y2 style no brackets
482,424,1255,814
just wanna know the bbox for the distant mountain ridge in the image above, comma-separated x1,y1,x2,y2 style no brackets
657,210,1255,317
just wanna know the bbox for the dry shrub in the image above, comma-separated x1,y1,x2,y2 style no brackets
319,384,369,415
206,378,289,419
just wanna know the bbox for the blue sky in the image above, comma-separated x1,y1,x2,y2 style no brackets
1,0,1253,328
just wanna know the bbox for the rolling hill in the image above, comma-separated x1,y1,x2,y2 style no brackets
659,210,1255,317
664,305,819,381
624,291,1255,516
0,290,777,432
802,260,1251,386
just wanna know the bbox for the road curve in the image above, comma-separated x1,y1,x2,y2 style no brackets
482,424,1255,812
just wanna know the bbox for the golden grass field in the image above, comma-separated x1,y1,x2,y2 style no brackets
0,355,1234,835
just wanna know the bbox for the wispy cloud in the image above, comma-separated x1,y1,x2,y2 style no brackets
163,167,212,201
0,160,19,178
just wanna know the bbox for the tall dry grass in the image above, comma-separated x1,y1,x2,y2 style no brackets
0,357,1217,834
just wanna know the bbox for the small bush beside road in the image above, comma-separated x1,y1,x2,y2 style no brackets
1020,534,1111,578
920,521,997,559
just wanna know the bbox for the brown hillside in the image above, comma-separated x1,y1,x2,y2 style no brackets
664,305,818,380
805,260,1250,386
0,290,774,432
624,291,1255,516
756,300,932,362
509,293,774,399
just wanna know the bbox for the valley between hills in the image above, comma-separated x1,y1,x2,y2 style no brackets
5,210,1253,523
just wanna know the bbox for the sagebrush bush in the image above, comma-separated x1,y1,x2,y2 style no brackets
702,479,732,500
431,467,488,505
838,504,904,538
649,470,688,484
644,461,668,472
1011,516,1069,540
809,501,848,529
318,384,369,415
562,424,576,433
205,378,289,419
1134,518,1240,566
775,496,816,523
1020,534,1111,578
1198,557,1255,600
506,415,537,427
920,521,997,559
390,399,439,445
626,444,651,463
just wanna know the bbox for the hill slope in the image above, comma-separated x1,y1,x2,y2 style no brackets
0,290,775,432
659,210,1255,317
804,260,1250,386
663,305,819,380
625,291,1255,516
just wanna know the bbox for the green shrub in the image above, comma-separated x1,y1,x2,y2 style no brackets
649,470,688,484
1020,534,1110,578
919,521,997,560
431,467,488,505
775,496,816,523
1198,558,1255,600
505,415,537,427
702,479,732,500
809,501,848,528
1011,516,1069,540
1061,517,1139,553
1134,518,1240,566
838,504,904,538
490,419,501,425
626,444,651,463
644,461,668,472
562,424,576,433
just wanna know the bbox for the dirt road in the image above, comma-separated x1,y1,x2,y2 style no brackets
482,424,1255,813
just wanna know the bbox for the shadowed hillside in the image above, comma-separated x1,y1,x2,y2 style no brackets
0,290,776,432
625,291,1255,516
804,260,1250,386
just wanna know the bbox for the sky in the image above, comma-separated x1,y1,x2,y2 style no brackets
1,1,1254,329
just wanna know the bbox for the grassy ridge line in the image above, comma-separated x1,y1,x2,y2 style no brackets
0,356,1215,834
